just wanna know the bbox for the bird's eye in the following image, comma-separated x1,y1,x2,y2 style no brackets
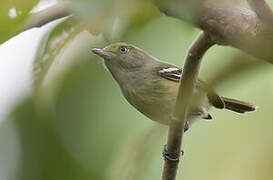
119,46,128,54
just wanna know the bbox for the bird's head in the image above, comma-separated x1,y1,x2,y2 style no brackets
92,42,152,72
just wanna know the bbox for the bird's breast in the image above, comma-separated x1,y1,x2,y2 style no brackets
119,78,177,125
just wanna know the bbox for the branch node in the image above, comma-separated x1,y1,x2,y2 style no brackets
162,144,180,162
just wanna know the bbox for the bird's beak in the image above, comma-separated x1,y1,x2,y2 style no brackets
92,48,112,59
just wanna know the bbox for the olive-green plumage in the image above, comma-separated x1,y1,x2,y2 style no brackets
92,42,256,131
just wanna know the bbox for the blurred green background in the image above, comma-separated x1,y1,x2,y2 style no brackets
0,0,272,180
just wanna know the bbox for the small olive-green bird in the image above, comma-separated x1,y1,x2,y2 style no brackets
92,42,256,132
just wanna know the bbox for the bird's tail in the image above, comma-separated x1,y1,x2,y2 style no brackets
221,97,257,113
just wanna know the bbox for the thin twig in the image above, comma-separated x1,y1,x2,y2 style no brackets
247,0,273,26
18,2,72,34
161,31,214,180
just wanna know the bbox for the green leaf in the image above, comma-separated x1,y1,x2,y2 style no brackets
9,98,104,180
107,126,166,180
32,16,82,90
0,0,39,43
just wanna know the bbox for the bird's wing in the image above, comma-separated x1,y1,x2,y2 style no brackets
157,67,182,82
157,67,225,109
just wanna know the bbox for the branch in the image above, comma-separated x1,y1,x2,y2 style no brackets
247,0,273,26
17,2,72,34
161,31,214,180
13,0,273,64
158,0,273,64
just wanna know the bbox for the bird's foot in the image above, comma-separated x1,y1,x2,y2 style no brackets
162,144,184,162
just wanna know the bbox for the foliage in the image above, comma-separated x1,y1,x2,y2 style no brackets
0,0,272,180
0,0,39,43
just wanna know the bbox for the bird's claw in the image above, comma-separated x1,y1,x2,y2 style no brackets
162,144,184,162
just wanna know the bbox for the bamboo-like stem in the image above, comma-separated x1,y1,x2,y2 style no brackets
161,31,214,180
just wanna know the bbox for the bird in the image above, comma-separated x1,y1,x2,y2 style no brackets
92,42,257,132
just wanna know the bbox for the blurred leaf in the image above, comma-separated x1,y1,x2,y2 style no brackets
209,53,268,88
10,58,150,180
0,120,21,180
71,0,116,36
0,0,39,43
11,98,103,180
71,0,160,40
32,16,83,89
107,125,166,180
112,0,160,38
